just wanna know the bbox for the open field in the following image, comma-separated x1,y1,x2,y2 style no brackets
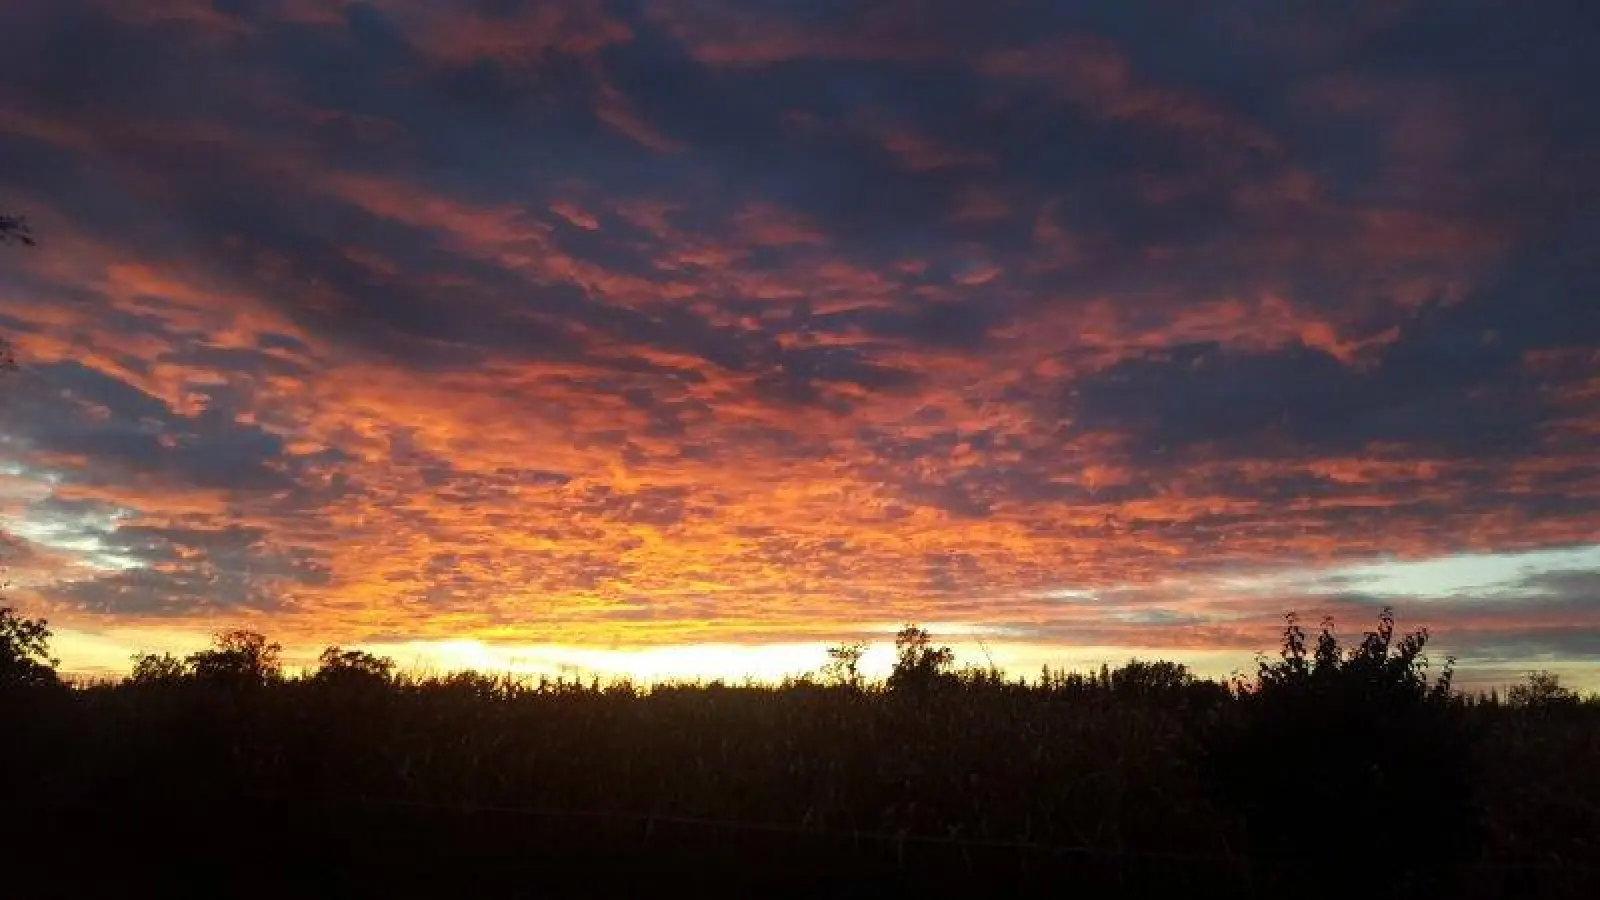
6,655,1599,898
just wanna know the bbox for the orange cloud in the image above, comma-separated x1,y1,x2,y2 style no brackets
373,0,631,64
1,0,1595,685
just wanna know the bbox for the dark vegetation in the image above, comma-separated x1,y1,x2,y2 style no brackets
3,609,1598,898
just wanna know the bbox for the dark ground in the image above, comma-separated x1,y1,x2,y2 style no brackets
5,677,1598,899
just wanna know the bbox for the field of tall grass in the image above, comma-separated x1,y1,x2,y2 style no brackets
4,611,1598,898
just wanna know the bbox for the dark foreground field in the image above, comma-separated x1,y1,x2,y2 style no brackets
3,617,1599,898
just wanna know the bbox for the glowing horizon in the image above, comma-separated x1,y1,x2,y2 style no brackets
41,546,1600,692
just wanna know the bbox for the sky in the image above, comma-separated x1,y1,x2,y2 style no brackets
1,0,1597,687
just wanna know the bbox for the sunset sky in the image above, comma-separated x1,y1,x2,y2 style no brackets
1,0,1597,687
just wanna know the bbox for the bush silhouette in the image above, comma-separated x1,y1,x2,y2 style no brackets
0,606,59,688
128,652,189,686
1508,670,1580,712
1105,659,1191,695
1202,608,1478,890
186,630,282,687
886,624,954,694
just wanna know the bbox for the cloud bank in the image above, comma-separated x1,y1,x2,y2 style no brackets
1,0,1596,677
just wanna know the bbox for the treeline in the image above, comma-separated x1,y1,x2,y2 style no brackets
3,607,1598,898
5,607,1590,710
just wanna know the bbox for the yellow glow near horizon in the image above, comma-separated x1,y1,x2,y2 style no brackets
49,624,1600,693
52,624,1251,685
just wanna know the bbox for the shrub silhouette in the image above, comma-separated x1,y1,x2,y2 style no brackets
0,606,59,688
1202,608,1478,891
1508,670,1580,711
128,652,189,686
886,624,954,694
1106,659,1190,695
821,641,867,689
186,630,282,687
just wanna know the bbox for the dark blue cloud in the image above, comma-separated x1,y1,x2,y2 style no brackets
0,361,298,491
0,0,1596,666
1068,216,1600,461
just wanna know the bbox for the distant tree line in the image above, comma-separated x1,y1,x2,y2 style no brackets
125,630,396,688
5,602,1600,895
3,604,1591,708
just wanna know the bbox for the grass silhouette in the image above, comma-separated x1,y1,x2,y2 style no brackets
3,608,1598,898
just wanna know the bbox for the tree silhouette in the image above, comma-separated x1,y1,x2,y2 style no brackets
1508,670,1579,710
1106,659,1191,695
313,645,395,686
128,652,189,685
0,606,59,687
186,630,282,687
887,624,953,694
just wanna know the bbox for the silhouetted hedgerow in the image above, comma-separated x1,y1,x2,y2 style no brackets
2,616,1597,898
